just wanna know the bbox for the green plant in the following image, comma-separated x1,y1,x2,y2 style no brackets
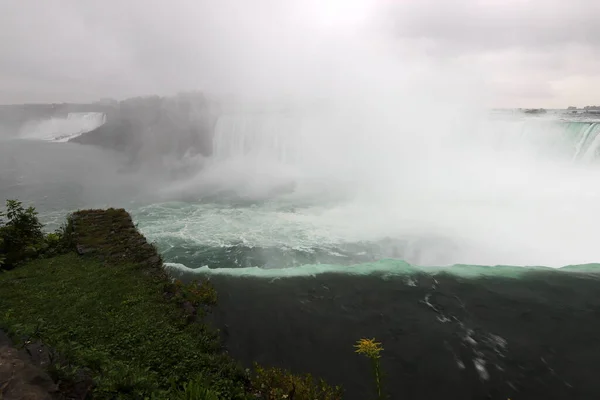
175,376,221,400
0,199,45,269
41,219,75,257
180,279,217,306
0,253,249,399
250,363,343,400
47,361,81,387
355,338,385,400
164,279,218,318
54,216,75,250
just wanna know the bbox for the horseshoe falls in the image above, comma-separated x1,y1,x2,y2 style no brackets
125,114,600,273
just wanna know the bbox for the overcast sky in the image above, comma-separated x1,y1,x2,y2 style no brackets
1,0,598,108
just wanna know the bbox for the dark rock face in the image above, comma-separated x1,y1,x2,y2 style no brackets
70,93,218,167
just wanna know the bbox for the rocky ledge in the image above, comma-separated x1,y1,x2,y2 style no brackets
70,208,163,272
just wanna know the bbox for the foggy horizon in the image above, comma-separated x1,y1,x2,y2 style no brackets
2,0,599,109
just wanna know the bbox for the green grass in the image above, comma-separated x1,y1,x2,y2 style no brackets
0,253,247,399
0,206,343,400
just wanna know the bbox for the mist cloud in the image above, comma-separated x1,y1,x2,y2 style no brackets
1,0,598,107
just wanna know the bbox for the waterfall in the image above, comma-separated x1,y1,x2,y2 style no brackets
210,112,600,182
19,112,107,142
472,118,600,162
545,121,600,161
576,123,600,161
212,113,308,164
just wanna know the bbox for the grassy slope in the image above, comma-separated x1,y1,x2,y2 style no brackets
0,208,343,400
0,253,247,399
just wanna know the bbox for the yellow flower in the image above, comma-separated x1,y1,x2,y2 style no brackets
354,338,384,359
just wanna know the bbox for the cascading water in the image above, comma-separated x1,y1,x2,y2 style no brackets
573,122,600,161
432,117,600,163
212,112,600,169
212,113,301,164
515,120,600,161
18,112,106,142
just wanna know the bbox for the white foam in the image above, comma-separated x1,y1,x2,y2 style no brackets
160,258,595,280
165,259,420,278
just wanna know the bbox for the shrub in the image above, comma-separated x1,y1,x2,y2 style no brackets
164,279,218,317
167,374,238,400
249,363,343,400
176,378,221,400
0,199,45,269
0,200,72,269
42,218,75,257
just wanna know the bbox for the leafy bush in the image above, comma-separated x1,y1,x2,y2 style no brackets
0,199,45,269
0,199,71,269
42,219,75,257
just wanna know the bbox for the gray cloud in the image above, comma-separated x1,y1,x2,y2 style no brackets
1,0,599,107
385,0,600,52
